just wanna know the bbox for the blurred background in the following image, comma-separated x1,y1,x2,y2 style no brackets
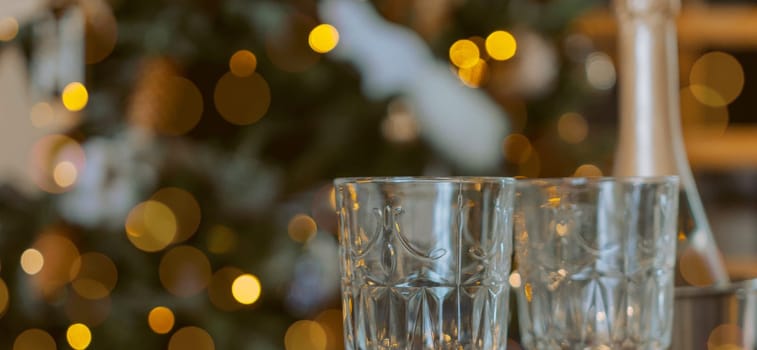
0,0,756,348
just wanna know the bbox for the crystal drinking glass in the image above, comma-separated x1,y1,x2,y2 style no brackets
513,177,679,350
335,177,515,350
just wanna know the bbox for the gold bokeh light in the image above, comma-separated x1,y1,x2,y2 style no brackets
207,225,237,255
485,31,517,61
680,87,729,138
573,164,603,177
125,200,177,252
679,247,715,287
309,24,340,54
208,266,244,311
231,274,262,305
20,248,44,275
315,309,344,350
0,278,8,318
159,245,212,297
230,50,258,77
557,112,589,144
148,306,175,334
449,39,480,69
69,252,118,300
288,214,318,243
214,72,271,125
0,17,19,42
62,82,89,112
168,327,215,350
30,134,86,194
66,323,92,350
285,320,328,350
82,0,118,64
689,51,744,107
13,329,56,350
151,187,202,244
707,323,743,349
502,134,533,164
458,59,488,88
53,161,78,188
31,231,80,299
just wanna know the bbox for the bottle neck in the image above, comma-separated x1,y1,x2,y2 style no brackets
613,0,681,176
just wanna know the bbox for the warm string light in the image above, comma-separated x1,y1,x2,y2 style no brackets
0,17,19,42
0,278,8,318
62,83,89,112
285,320,327,350
231,274,262,305
309,24,340,54
66,323,92,350
288,214,318,243
148,306,175,334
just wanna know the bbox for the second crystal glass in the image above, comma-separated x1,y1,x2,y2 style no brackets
335,177,515,350
513,176,679,349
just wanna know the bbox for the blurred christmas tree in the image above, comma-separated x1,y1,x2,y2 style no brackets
0,0,608,348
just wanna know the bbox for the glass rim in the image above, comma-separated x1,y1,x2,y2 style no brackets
334,176,515,186
515,175,679,185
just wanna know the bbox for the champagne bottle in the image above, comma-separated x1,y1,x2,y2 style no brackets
612,0,729,286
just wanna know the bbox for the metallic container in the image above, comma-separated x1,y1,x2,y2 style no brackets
673,279,757,349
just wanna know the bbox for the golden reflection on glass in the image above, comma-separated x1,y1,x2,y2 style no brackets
13,329,56,350
230,50,258,77
214,72,271,126
168,327,215,350
309,24,340,54
148,306,175,334
231,273,261,305
449,39,480,69
486,31,517,61
288,214,318,243
151,187,201,244
0,17,19,42
573,164,603,177
557,112,588,144
285,320,328,350
125,200,177,252
66,323,92,350
508,272,522,288
689,51,744,107
69,252,118,300
159,246,212,297
208,266,244,311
